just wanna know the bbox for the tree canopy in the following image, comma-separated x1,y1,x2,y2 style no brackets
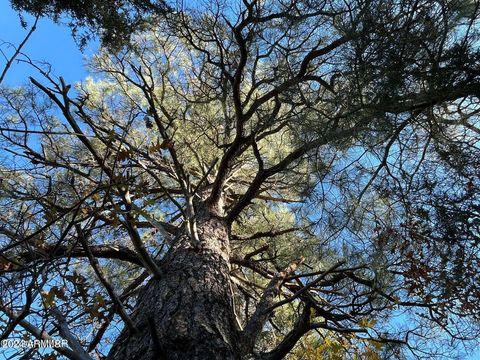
9,0,168,47
1,0,480,359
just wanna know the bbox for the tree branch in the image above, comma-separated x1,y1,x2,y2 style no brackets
257,303,312,360
0,303,92,360
240,257,304,354
0,17,38,84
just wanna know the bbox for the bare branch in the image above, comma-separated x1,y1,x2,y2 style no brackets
240,257,304,354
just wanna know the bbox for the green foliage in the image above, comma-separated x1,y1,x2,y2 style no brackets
10,0,169,48
1,0,480,359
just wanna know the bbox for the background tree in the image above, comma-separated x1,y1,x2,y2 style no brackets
9,0,168,47
1,0,480,359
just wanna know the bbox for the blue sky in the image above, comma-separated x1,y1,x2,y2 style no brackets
0,1,95,86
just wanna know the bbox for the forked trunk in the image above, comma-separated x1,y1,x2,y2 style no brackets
107,213,241,360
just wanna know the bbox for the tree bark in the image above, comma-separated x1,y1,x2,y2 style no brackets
107,212,241,360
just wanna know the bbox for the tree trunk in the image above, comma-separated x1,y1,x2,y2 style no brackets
107,212,241,360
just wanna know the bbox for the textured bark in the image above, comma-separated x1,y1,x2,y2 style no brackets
107,211,241,360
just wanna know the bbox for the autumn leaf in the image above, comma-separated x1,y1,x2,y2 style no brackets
117,149,131,161
92,192,102,202
358,317,377,329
